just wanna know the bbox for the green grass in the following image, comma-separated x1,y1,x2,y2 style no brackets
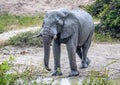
82,60,117,85
0,56,50,85
82,70,113,85
94,32,112,42
93,32,120,43
0,14,44,33
8,31,43,47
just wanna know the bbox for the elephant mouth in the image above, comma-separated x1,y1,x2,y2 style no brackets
42,34,57,40
41,30,55,39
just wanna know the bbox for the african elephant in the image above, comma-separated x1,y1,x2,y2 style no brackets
37,8,94,76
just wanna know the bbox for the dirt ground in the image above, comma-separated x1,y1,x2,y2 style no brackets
0,0,93,15
0,43,120,78
0,0,120,80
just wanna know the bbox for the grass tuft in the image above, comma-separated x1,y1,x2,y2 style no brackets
8,31,43,47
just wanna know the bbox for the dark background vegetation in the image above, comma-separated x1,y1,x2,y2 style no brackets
86,0,120,39
0,0,119,46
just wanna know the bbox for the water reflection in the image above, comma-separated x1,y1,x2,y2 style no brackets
60,78,70,85
16,76,120,85
42,77,82,85
40,77,120,85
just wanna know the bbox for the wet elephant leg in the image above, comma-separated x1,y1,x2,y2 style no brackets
80,31,93,69
76,46,82,59
77,46,90,69
66,44,79,76
80,45,90,69
66,36,79,77
52,40,62,76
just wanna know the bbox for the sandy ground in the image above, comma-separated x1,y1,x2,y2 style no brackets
0,43,120,78
0,0,120,80
0,27,40,46
0,27,39,41
0,0,94,15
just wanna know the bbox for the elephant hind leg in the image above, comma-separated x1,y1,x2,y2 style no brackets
76,46,90,69
80,30,93,69
76,46,82,59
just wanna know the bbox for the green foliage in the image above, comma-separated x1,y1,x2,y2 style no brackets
86,0,120,39
0,56,19,85
18,15,43,26
82,60,117,85
0,14,43,33
0,56,52,85
94,32,112,42
86,0,111,17
0,60,10,85
9,31,43,47
82,70,113,85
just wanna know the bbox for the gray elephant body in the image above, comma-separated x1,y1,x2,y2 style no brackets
56,9,94,45
39,8,94,76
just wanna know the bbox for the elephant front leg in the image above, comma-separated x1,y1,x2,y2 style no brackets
52,41,62,76
66,44,79,77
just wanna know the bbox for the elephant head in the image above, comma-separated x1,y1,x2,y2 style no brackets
39,8,75,71
40,8,70,38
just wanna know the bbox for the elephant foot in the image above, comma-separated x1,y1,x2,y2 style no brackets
45,66,51,71
86,58,90,65
69,70,79,77
80,58,90,69
52,70,62,76
80,63,88,69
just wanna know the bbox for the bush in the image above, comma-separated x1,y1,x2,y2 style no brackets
82,70,113,85
0,56,19,85
94,32,112,42
82,60,117,85
86,0,120,39
9,31,43,47
0,56,54,85
86,0,111,17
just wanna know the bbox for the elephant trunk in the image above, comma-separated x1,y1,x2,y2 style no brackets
42,36,52,71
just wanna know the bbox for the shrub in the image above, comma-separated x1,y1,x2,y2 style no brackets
86,0,111,17
0,56,19,85
86,0,120,39
9,31,43,47
0,56,53,85
82,60,117,85
82,70,113,85
94,32,112,42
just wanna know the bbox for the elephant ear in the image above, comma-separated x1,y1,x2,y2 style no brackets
60,21,76,39
56,9,75,39
56,9,69,25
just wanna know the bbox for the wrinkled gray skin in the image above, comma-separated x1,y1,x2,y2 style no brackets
38,8,94,77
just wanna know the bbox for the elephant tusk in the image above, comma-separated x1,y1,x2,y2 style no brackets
53,35,57,39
